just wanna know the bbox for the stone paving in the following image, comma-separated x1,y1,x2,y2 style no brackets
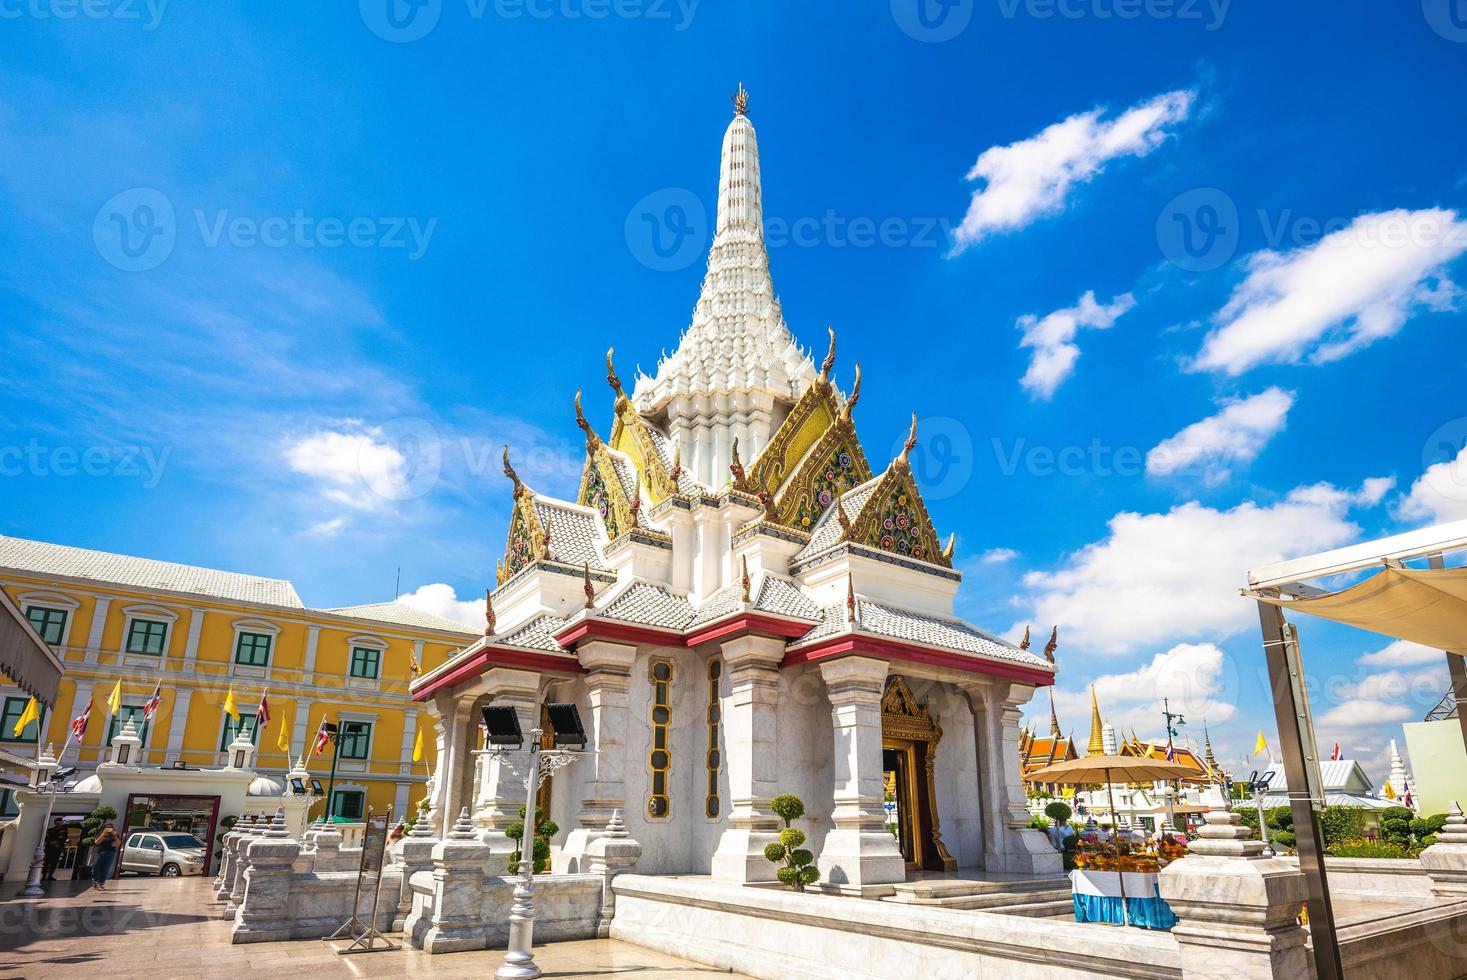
0,875,748,979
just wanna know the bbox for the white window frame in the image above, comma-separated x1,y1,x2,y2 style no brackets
120,604,178,666
344,635,387,691
17,592,79,650
229,619,280,678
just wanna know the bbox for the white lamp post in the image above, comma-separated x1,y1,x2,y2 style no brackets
21,743,61,897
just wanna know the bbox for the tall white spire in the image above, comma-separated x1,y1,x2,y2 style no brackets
633,86,817,488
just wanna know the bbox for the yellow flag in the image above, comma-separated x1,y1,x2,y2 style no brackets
11,697,39,738
106,680,122,717
1383,781,1397,800
1253,731,1268,757
412,725,425,763
222,687,239,721
277,713,291,754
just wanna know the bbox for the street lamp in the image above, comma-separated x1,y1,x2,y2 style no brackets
21,744,63,897
308,723,342,826
484,702,591,980
1248,769,1276,857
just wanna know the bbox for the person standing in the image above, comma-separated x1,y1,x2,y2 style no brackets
90,823,120,891
42,818,68,882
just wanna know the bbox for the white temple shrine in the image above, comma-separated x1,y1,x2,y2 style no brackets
408,88,1061,893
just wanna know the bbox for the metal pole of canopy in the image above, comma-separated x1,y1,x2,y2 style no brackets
1256,601,1341,980
1425,554,1467,753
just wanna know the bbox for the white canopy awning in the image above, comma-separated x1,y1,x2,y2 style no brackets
1248,565,1467,654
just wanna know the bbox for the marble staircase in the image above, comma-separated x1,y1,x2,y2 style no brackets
880,874,1073,917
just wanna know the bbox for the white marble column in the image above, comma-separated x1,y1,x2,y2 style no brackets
711,635,784,883
560,640,637,871
302,625,321,676
83,596,110,665
181,607,205,671
472,667,541,859
164,688,194,766
817,656,905,894
428,691,476,838
965,679,1062,877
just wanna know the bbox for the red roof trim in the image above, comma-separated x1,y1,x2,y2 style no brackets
780,634,1055,686
553,618,684,650
410,645,583,701
685,612,818,646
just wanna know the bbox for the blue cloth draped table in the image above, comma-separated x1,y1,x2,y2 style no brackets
1069,870,1177,929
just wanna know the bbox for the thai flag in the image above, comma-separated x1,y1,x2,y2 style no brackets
1165,738,1175,762
256,691,271,732
142,681,163,723
312,715,332,756
70,698,93,741
1330,742,1342,761
1404,789,1414,810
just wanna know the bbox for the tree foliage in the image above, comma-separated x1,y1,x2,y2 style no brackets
765,794,819,891
505,805,558,874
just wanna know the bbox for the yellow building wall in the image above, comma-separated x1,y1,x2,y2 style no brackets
1,573,464,820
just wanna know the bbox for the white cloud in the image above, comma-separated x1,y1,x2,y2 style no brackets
396,583,484,629
305,517,346,537
1017,290,1137,399
952,89,1195,252
1192,208,1467,375
1048,643,1239,736
1014,481,1383,654
1317,698,1414,729
1397,443,1467,525
1358,639,1443,667
1146,387,1294,485
980,547,1019,564
284,425,430,511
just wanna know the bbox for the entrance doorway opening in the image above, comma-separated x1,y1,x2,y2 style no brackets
122,793,222,871
880,677,957,873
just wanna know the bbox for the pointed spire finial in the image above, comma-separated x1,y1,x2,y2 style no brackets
574,389,600,452
1048,687,1061,739
741,555,751,604
835,488,852,538
1019,625,1031,650
606,347,626,401
733,82,749,116
1044,626,1058,665
484,588,497,636
582,561,595,609
840,363,862,422
629,471,642,523
670,443,683,486
942,532,955,562
537,512,553,559
899,412,918,464
819,326,836,380
1087,686,1105,757
846,571,857,625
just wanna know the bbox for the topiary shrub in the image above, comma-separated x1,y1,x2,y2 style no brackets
1044,801,1073,824
764,794,819,892
505,805,558,874
79,805,118,846
1320,807,1369,849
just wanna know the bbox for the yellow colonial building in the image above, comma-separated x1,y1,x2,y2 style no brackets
0,534,477,823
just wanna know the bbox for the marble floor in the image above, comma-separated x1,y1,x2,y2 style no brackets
0,876,749,979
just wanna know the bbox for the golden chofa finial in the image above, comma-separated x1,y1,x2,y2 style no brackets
898,412,918,464
819,326,836,380
606,347,626,401
502,444,523,495
1044,626,1059,665
574,389,600,451
484,588,497,636
733,82,749,117
839,363,862,423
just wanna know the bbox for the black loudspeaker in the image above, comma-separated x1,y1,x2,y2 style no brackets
482,705,524,747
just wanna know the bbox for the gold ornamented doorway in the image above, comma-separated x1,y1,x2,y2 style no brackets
881,677,957,872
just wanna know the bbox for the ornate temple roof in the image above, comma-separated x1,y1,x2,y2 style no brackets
632,89,817,422
793,596,1048,671
495,614,568,652
690,572,824,627
595,581,699,630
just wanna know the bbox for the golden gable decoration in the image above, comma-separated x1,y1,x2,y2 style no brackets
773,419,874,530
605,347,680,505
746,328,843,498
846,421,950,568
499,446,552,584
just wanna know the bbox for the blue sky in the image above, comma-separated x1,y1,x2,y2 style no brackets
3,1,1466,782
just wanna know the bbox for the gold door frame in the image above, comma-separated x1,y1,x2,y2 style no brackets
881,677,957,872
